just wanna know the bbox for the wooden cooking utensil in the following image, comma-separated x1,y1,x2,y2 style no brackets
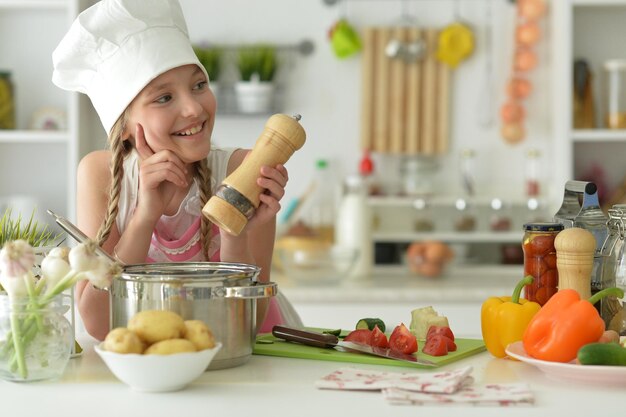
360,27,377,152
202,114,306,236
389,26,407,154
373,27,391,153
420,28,439,155
405,26,422,154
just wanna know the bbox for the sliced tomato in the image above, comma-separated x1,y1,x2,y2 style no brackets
370,325,389,348
344,329,372,345
440,335,457,352
388,323,418,354
422,335,449,356
426,325,455,342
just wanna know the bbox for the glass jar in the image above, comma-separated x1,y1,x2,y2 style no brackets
522,222,564,306
604,59,626,129
599,205,626,335
0,294,72,382
0,71,15,129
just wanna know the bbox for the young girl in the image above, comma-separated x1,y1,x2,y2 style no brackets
52,0,301,341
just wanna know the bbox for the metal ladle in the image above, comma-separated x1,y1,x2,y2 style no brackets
47,209,117,264
384,0,425,63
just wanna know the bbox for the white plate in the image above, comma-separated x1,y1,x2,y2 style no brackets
505,341,626,385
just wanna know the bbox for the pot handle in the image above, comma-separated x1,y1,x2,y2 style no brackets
217,281,278,299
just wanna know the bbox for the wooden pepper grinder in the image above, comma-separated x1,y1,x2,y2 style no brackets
554,227,596,299
202,114,306,236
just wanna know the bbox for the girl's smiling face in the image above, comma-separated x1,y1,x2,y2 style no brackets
126,64,216,164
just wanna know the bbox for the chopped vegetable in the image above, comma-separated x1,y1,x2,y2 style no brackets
355,318,386,333
323,329,342,337
344,329,372,345
423,335,448,356
370,325,389,348
426,325,455,342
388,323,418,355
481,275,541,358
409,306,449,340
523,287,625,362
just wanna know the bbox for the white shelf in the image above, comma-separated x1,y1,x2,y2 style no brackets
571,129,626,142
0,130,69,143
372,231,522,244
367,195,543,208
0,0,67,9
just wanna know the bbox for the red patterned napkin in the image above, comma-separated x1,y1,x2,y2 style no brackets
316,366,534,406
315,366,473,394
383,383,534,406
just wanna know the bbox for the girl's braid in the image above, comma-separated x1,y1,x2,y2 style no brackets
96,111,130,247
195,157,213,260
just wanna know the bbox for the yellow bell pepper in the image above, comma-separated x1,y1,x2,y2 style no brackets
481,275,541,358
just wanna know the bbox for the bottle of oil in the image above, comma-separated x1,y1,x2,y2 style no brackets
0,71,15,129
298,159,338,243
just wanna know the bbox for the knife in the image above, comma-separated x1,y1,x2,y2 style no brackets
272,325,436,367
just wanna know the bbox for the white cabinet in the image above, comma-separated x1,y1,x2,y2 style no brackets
552,0,626,208
0,0,93,223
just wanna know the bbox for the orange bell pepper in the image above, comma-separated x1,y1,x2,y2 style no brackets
522,287,625,363
481,275,541,358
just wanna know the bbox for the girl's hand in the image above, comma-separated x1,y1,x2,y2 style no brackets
134,123,188,222
244,164,288,231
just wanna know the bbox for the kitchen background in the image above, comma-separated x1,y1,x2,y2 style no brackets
1,0,626,272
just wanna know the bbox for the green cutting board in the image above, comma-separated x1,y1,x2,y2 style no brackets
253,328,486,369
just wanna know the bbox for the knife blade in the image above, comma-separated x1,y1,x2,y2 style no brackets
272,325,436,367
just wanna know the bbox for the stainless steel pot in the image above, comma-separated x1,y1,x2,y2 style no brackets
110,262,276,370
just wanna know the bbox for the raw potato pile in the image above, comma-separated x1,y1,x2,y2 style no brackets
103,310,216,355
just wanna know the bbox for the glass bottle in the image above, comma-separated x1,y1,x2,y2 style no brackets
525,148,541,198
522,222,564,306
604,59,626,129
0,71,15,129
599,205,626,335
299,159,338,243
0,294,73,382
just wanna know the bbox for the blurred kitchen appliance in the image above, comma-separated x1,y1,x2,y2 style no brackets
553,180,608,299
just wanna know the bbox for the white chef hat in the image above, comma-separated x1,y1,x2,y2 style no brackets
52,0,208,134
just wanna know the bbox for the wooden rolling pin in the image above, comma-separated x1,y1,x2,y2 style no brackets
202,114,306,236
555,227,596,299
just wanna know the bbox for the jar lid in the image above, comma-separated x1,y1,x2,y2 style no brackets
604,59,626,71
523,222,564,232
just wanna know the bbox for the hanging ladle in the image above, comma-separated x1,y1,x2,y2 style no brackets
385,0,425,63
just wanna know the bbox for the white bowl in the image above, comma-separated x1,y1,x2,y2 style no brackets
277,245,358,284
95,342,222,392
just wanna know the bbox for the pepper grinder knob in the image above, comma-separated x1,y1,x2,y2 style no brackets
555,227,596,299
202,114,306,236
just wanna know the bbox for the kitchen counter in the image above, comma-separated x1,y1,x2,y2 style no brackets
277,264,521,337
1,335,624,417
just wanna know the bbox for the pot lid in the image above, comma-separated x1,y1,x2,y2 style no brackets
119,262,261,283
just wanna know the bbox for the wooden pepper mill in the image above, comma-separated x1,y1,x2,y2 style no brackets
554,227,596,299
202,114,306,235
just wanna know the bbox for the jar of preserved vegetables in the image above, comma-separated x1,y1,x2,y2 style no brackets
0,71,15,129
599,205,626,335
522,222,564,306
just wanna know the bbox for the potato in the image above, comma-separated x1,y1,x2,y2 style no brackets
183,320,215,350
144,338,197,355
128,310,185,344
103,327,145,354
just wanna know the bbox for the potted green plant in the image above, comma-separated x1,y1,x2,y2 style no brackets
235,44,278,114
193,45,223,98
0,208,62,292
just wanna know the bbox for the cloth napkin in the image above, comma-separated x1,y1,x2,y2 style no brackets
315,366,474,394
383,384,534,406
315,366,534,407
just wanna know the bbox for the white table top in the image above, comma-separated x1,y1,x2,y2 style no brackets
2,335,625,417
